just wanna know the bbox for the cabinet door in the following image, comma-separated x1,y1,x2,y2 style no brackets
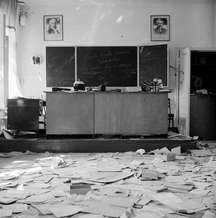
94,93,121,134
46,92,94,135
7,99,39,131
178,48,191,136
190,95,216,139
120,93,168,135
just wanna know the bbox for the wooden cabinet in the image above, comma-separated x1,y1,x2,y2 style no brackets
94,92,121,134
190,94,216,139
46,92,94,135
120,93,168,135
46,92,168,136
7,98,40,131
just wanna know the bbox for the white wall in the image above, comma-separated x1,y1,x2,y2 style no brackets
0,14,5,131
17,0,215,98
0,14,5,109
214,0,216,46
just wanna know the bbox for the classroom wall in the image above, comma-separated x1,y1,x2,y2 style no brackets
17,0,215,98
0,14,4,109
214,0,216,46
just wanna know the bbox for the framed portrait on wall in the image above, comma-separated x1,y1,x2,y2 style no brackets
43,15,63,41
150,15,170,41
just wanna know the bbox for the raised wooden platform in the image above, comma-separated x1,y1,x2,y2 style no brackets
0,137,197,153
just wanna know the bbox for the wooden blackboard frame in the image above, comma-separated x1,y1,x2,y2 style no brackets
46,44,168,88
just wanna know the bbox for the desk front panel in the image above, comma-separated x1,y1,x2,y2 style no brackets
46,92,94,135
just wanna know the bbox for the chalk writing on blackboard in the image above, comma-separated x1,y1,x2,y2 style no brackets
77,46,137,86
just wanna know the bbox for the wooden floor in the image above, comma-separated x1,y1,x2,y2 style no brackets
0,136,197,153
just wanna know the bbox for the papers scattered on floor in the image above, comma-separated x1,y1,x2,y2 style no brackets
80,200,126,218
88,171,133,184
49,204,81,218
0,209,12,217
140,169,164,181
0,147,215,218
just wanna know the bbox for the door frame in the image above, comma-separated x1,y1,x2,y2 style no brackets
176,47,191,136
177,47,216,136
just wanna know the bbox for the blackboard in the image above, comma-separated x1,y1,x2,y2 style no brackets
139,44,167,86
46,47,75,87
77,46,137,86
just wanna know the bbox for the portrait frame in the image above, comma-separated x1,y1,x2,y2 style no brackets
43,15,63,41
150,15,170,41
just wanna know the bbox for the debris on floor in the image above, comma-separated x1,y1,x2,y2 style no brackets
0,145,215,217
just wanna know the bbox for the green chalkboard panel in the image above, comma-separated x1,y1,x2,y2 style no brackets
77,46,137,86
139,44,167,86
46,47,75,87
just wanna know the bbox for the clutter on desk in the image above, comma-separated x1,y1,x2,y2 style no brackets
73,79,86,91
141,78,169,93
